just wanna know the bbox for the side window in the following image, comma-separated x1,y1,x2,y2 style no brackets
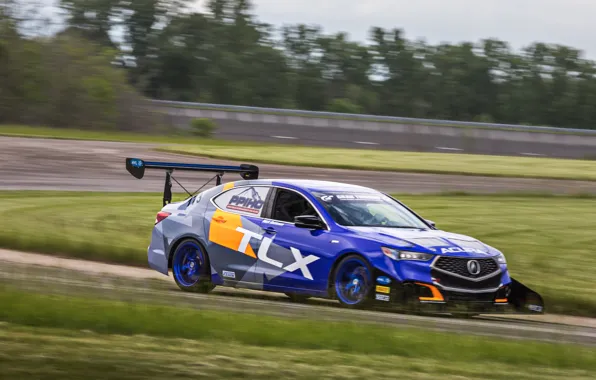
271,189,316,223
212,186,271,217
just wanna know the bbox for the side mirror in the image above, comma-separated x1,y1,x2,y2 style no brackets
425,219,436,228
294,215,325,229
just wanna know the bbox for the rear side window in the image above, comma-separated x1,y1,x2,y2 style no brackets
212,186,271,217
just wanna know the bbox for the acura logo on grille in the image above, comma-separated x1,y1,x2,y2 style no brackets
467,260,481,275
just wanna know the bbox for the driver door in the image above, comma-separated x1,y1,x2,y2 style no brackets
254,187,334,294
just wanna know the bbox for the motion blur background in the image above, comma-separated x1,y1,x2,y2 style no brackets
1,1,596,379
6,0,596,132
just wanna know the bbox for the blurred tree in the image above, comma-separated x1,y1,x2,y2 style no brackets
0,8,24,122
59,0,121,47
327,98,362,114
281,23,326,110
0,13,158,131
6,0,596,130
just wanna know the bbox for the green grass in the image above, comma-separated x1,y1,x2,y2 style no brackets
0,191,158,264
159,145,596,181
11,326,582,380
4,124,596,180
0,287,594,380
0,124,239,146
1,190,595,316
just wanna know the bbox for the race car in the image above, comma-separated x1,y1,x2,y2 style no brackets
126,157,544,315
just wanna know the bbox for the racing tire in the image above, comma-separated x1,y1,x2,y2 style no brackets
332,254,374,308
284,293,311,303
171,238,215,293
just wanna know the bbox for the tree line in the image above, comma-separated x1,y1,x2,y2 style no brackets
4,0,596,130
0,0,163,131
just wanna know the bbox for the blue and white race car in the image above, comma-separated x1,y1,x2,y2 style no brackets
126,158,544,315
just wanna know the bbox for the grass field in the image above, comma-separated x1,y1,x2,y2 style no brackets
1,287,594,379
0,124,231,145
3,124,596,181
12,326,586,380
159,145,596,181
1,190,595,316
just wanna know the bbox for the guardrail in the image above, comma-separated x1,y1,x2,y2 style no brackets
150,99,596,135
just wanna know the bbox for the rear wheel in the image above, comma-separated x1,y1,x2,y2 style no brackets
333,254,373,308
171,239,215,293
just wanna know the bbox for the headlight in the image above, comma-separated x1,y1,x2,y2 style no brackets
495,253,507,264
382,247,434,261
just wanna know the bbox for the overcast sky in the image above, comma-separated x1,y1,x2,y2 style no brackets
195,0,596,59
38,0,596,59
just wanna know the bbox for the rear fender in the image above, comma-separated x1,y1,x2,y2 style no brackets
508,278,545,314
167,233,208,268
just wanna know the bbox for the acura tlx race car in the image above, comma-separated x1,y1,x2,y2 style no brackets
126,158,544,315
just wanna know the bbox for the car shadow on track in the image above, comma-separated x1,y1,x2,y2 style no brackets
162,284,536,323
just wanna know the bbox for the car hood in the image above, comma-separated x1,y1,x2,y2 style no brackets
346,226,498,257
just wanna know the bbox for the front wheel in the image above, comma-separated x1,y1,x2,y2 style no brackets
332,255,373,308
171,239,215,293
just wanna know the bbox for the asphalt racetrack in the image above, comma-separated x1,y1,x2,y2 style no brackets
2,135,596,344
2,136,596,194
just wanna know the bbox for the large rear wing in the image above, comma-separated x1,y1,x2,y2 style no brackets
125,158,259,206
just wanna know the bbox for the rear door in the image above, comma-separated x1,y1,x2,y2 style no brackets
254,187,335,294
206,185,273,286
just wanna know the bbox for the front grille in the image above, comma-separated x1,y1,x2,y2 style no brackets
433,256,499,279
431,269,502,290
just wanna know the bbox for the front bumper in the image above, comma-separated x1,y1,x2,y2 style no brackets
372,280,544,315
372,255,544,315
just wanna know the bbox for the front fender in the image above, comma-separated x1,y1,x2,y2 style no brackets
367,254,433,284
325,249,375,290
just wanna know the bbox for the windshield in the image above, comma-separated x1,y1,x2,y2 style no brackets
313,192,428,228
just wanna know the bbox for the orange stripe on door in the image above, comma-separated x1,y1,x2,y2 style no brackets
208,209,256,258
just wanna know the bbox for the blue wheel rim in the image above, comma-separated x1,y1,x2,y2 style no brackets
335,258,371,305
173,241,205,287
